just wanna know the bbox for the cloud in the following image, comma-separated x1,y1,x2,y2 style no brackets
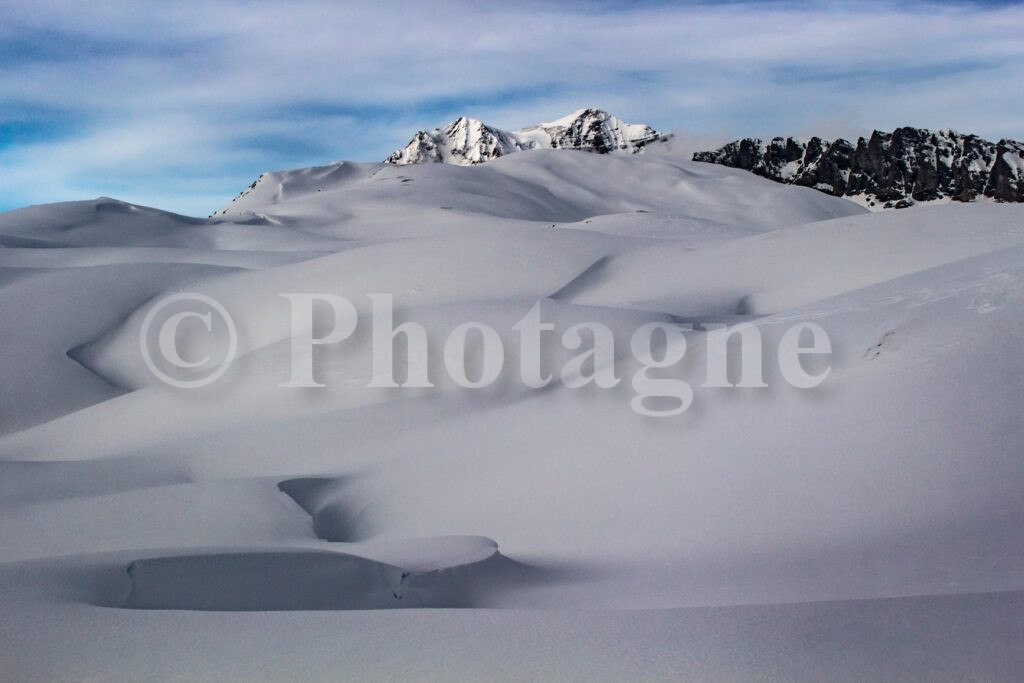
0,0,1022,214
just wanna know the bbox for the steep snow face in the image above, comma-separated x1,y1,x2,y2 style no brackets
694,128,1024,208
386,108,665,165
517,108,664,154
385,117,529,165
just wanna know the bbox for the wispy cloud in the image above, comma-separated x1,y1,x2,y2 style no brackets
1,0,1022,214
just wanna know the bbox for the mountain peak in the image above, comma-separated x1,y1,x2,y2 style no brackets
537,107,608,128
385,109,666,166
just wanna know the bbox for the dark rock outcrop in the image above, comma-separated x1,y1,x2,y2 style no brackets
694,128,1024,207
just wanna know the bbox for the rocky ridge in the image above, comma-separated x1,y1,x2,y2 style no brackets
693,127,1024,208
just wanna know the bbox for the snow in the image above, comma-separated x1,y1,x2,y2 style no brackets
780,159,802,180
386,108,663,166
1003,152,1024,178
0,141,1022,680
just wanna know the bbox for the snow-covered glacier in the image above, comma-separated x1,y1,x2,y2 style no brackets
1,139,1022,681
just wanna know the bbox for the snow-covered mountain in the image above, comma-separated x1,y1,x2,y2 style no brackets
385,108,666,165
3,127,1024,680
694,127,1024,208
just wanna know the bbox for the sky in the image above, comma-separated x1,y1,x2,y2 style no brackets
1,0,1023,216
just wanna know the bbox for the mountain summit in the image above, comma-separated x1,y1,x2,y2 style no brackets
694,128,1024,208
385,108,666,165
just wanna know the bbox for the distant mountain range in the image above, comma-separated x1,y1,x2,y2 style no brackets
385,108,667,165
228,110,1024,213
693,128,1024,208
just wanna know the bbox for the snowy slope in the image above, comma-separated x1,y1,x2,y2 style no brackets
1,144,1022,680
214,145,864,232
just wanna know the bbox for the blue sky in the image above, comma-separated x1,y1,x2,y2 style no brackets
1,0,1023,215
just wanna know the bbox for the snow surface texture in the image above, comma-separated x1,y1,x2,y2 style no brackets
1,142,1022,681
694,127,1024,208
383,108,666,166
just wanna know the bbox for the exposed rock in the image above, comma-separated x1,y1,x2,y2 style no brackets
694,128,1024,206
